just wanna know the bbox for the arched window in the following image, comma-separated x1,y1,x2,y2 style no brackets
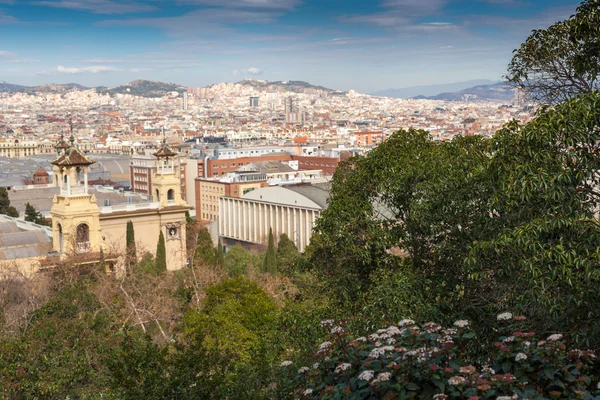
76,223,90,253
167,189,175,201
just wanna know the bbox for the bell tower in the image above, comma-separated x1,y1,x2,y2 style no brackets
50,117,102,257
152,137,185,209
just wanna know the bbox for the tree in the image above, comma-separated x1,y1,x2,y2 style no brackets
195,227,215,266
0,187,18,218
155,231,167,274
276,233,298,276
24,202,47,225
223,245,251,277
126,220,136,266
215,239,225,267
506,0,600,104
263,228,277,274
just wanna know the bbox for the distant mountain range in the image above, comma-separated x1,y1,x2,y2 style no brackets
371,80,497,99
411,82,515,102
230,79,343,94
0,79,340,98
0,78,513,101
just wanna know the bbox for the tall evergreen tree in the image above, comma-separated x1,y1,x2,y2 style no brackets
155,231,167,274
263,228,277,274
23,202,47,225
195,227,216,265
276,233,299,276
216,238,225,267
0,187,18,218
126,221,136,265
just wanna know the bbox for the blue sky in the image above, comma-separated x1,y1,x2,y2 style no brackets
0,0,582,92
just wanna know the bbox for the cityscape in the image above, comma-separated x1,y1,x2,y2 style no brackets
1,0,599,398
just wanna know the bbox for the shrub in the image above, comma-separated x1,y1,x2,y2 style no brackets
281,315,600,399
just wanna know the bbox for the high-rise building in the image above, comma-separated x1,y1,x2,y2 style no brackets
183,92,189,111
249,96,259,108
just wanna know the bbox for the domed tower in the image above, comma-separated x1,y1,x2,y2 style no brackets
50,130,101,257
152,138,185,209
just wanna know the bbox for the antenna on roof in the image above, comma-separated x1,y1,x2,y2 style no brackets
162,126,166,144
68,113,75,145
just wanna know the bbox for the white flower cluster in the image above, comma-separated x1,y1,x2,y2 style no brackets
398,319,415,327
303,388,313,395
280,360,293,367
515,353,528,362
320,319,334,327
298,367,309,374
317,341,332,353
503,336,515,343
334,363,352,373
497,312,513,321
356,336,367,342
496,395,518,400
424,322,442,333
358,370,375,381
330,326,343,334
368,345,394,359
547,333,563,341
403,346,440,363
448,376,466,386
433,395,449,400
377,372,392,381
453,320,469,328
312,362,319,370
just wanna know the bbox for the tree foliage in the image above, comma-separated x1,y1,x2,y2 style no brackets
0,187,18,218
310,93,600,347
224,245,252,277
263,228,277,274
506,0,600,104
195,227,216,266
24,202,48,226
155,231,167,274
276,233,299,276
126,220,136,266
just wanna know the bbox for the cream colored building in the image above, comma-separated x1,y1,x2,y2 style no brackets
0,134,191,277
219,184,329,252
0,138,39,158
49,136,190,271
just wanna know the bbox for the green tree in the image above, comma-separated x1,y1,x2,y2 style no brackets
195,227,216,266
0,187,18,218
263,228,277,274
155,231,167,274
224,245,251,277
215,238,225,267
276,233,298,276
24,202,47,225
506,0,600,104
126,220,136,266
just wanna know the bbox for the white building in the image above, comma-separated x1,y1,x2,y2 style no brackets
218,183,329,252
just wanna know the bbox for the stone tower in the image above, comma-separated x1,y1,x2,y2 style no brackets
50,129,101,257
151,139,188,270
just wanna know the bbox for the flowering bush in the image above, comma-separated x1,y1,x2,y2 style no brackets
280,315,600,399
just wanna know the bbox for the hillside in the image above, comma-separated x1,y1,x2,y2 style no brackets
99,79,186,98
371,79,496,99
412,82,515,102
0,82,89,94
232,79,342,94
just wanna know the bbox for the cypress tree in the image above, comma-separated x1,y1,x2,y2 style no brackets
155,230,167,273
126,220,136,265
195,227,216,265
216,238,225,266
24,202,47,225
276,233,299,275
0,187,18,218
263,228,277,274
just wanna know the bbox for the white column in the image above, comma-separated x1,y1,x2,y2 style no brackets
293,208,298,248
84,167,88,194
275,205,279,238
66,174,71,196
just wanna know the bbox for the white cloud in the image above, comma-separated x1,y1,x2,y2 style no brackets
0,10,18,23
37,65,120,75
247,67,262,75
31,0,157,14
175,0,300,10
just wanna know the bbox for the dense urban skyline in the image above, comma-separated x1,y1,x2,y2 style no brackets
0,0,582,93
